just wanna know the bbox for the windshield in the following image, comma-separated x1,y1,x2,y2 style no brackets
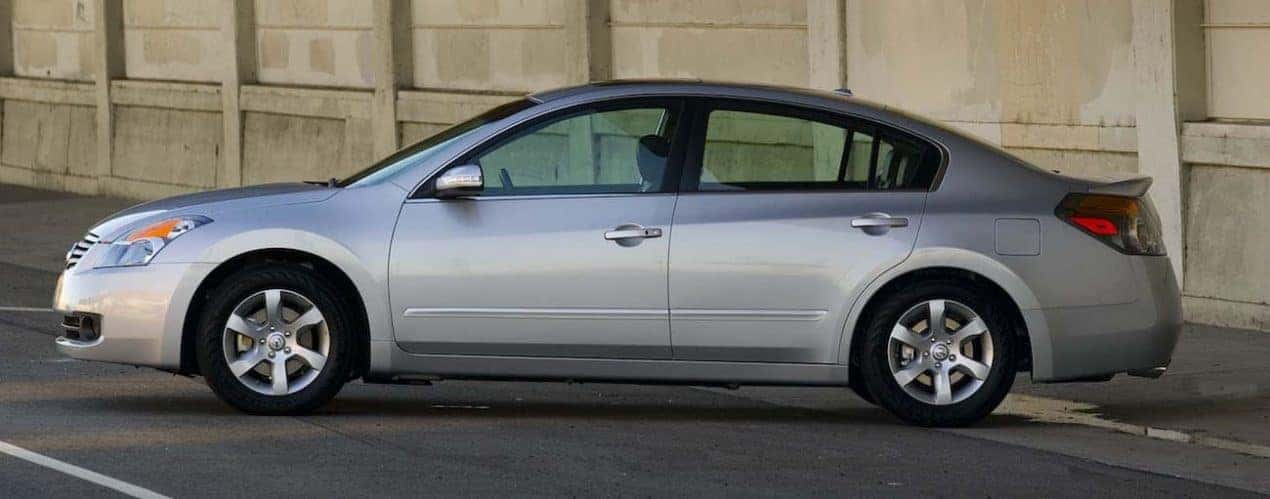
337,98,536,187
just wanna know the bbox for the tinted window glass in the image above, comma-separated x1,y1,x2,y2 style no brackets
697,107,939,191
474,106,677,196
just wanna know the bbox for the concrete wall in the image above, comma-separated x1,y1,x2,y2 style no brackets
0,0,1265,332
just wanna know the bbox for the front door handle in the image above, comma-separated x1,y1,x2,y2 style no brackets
604,226,663,240
850,215,909,228
851,213,909,235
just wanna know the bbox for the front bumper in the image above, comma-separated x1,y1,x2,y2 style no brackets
53,262,215,369
1032,255,1182,382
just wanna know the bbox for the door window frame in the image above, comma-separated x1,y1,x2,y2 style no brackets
413,97,694,199
679,98,945,194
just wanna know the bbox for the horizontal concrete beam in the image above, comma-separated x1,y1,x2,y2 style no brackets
1182,122,1270,169
0,77,94,105
396,89,520,124
240,85,372,119
110,80,221,112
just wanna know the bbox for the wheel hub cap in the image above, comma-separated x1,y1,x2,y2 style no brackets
266,332,286,351
930,343,950,361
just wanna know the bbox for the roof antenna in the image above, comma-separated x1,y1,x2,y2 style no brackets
833,88,853,96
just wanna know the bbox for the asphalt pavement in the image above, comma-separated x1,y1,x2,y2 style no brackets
0,183,1266,498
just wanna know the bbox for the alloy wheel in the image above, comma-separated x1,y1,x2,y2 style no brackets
222,289,330,396
886,299,994,405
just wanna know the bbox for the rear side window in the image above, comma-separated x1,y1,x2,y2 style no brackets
696,106,940,192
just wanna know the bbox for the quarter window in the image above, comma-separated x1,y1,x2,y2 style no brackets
698,108,939,191
471,105,679,196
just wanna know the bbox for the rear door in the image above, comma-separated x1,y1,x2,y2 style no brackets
667,99,940,363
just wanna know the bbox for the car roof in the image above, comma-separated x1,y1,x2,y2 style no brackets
527,79,947,138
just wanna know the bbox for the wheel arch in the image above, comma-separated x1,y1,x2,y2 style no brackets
179,247,372,380
839,247,1051,380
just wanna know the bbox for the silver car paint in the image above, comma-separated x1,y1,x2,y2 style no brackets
53,80,1181,386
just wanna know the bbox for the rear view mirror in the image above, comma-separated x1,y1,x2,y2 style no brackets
434,165,483,198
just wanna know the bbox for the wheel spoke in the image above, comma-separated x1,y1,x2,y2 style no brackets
229,349,265,377
890,325,926,349
225,313,263,340
957,357,990,380
950,318,987,345
270,358,289,395
933,369,953,405
290,345,326,372
289,307,324,331
928,299,947,336
893,361,927,387
264,290,283,325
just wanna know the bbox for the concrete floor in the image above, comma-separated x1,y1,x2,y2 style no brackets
0,184,1266,497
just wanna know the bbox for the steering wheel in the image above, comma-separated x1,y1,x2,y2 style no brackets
499,168,514,188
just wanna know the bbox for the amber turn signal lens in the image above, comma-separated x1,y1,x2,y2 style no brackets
125,219,183,242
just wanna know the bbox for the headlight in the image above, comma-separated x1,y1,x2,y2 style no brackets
95,216,212,268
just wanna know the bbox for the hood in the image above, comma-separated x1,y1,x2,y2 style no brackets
90,183,338,241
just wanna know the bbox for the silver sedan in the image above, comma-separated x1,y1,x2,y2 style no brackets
53,81,1181,426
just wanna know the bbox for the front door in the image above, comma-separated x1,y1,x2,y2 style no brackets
390,100,689,359
668,100,939,364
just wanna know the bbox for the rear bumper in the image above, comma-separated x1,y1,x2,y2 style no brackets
1033,256,1182,382
53,263,214,369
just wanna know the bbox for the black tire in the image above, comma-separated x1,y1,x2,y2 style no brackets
857,280,1017,427
848,374,875,405
196,263,355,415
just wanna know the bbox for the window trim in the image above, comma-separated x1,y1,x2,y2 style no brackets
679,98,945,194
413,97,693,199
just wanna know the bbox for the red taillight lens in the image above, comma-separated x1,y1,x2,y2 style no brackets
1068,216,1118,236
1057,193,1166,255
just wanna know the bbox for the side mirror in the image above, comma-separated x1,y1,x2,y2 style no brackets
433,165,483,198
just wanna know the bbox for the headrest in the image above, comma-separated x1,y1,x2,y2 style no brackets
636,134,670,182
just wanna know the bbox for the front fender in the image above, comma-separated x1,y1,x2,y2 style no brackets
837,247,1056,380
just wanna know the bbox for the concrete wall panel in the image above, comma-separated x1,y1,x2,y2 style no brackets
410,0,571,92
1184,165,1270,307
12,0,95,81
848,0,1136,128
254,0,375,88
0,100,96,176
111,106,222,188
609,0,808,86
123,0,222,82
242,112,370,185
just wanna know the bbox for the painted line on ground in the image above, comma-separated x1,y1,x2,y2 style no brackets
993,394,1270,458
0,439,170,499
0,306,54,313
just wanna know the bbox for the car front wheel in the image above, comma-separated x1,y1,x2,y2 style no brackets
857,280,1017,427
196,264,354,415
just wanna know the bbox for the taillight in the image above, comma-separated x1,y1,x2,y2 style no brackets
1056,193,1166,255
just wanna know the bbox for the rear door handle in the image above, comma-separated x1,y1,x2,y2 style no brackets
851,213,909,229
604,226,663,240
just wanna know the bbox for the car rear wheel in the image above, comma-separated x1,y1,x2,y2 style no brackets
196,264,353,415
857,280,1017,427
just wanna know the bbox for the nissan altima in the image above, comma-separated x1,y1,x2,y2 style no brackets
53,80,1181,426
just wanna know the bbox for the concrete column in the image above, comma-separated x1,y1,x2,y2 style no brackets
806,0,848,90
219,0,256,189
0,0,13,76
92,0,125,191
371,0,413,159
1131,0,1203,284
565,0,611,83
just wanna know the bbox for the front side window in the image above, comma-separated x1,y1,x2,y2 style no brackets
470,104,679,196
697,107,939,191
